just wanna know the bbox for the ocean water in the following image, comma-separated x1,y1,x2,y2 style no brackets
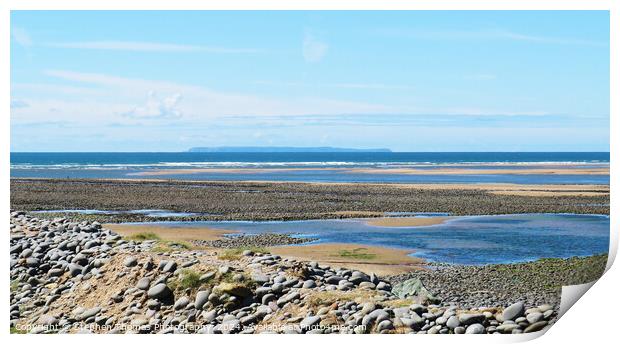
133,214,610,265
10,152,610,184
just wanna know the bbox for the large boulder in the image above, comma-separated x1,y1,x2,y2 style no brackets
391,278,440,304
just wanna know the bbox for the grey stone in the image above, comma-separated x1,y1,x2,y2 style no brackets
195,291,210,310
68,263,84,277
362,309,389,327
527,312,544,324
78,307,101,321
377,319,394,331
136,277,151,290
465,323,485,334
174,296,190,310
38,314,59,326
251,273,269,284
459,313,485,325
147,284,172,300
446,315,460,329
300,315,321,330
524,321,548,333
162,261,177,273
502,302,525,321
325,276,344,285
302,280,316,289
123,256,138,267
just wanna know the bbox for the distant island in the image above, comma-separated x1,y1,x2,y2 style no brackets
187,146,392,153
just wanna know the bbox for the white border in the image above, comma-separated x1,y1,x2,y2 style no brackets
1,1,616,344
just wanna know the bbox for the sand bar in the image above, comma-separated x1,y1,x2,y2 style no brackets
270,243,424,276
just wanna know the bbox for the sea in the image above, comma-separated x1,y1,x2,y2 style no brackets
10,152,610,184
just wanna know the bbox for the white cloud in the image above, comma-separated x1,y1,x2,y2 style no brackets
46,41,261,53
124,91,183,119
11,27,32,47
302,32,328,63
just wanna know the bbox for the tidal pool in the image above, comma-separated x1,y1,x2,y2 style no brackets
129,213,609,265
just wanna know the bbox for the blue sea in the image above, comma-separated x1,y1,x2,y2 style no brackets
10,152,610,184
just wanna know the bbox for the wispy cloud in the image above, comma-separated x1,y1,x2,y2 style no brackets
11,27,32,47
28,69,396,121
123,91,183,119
375,28,608,47
45,41,262,53
302,31,328,63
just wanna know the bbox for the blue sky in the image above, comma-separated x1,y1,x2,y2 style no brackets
10,11,609,152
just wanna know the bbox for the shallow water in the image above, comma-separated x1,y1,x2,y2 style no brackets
137,214,610,265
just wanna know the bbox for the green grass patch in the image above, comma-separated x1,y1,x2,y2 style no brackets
335,248,377,260
127,232,161,241
10,327,27,334
169,269,205,291
10,280,19,293
151,240,192,253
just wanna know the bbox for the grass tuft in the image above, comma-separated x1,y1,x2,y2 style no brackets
127,232,161,241
169,269,204,291
335,248,377,260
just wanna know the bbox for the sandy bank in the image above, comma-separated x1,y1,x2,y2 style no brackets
366,216,451,227
105,223,235,242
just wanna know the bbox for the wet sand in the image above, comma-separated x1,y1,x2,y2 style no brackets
270,243,424,276
366,216,451,227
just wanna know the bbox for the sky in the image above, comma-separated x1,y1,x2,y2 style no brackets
10,11,610,152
